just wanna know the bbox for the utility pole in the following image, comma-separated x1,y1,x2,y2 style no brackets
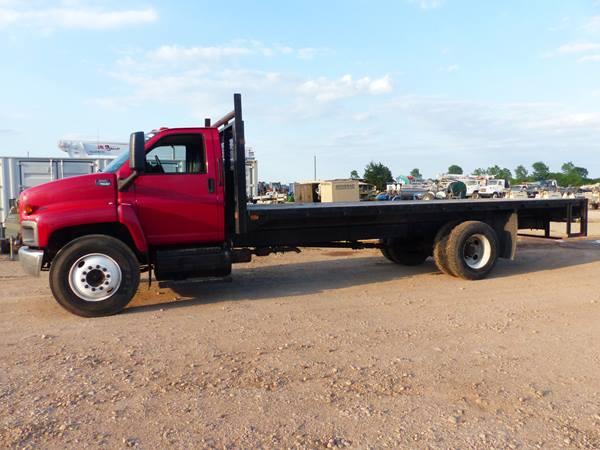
313,155,317,180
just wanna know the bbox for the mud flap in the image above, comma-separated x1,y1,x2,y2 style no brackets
502,212,518,260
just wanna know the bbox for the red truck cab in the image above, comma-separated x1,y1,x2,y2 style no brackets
18,121,235,316
20,126,225,253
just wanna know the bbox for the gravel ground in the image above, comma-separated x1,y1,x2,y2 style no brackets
1,214,600,449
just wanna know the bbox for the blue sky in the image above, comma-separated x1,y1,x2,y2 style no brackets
1,0,600,182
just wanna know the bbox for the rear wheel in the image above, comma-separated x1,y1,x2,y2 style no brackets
381,238,429,266
472,192,480,199
433,222,457,276
445,221,498,280
49,235,140,317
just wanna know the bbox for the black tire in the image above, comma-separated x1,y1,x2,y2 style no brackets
445,221,498,280
593,203,599,210
382,238,429,266
379,239,393,261
49,235,140,317
433,222,457,276
0,239,9,254
472,192,479,199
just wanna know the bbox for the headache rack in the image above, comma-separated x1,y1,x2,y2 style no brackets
206,93,248,239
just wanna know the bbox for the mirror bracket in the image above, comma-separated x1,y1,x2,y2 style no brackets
118,170,138,191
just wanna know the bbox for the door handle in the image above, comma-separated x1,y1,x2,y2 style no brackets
208,178,215,193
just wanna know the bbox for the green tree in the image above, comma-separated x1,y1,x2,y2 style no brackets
561,162,575,174
410,168,422,179
350,170,360,179
472,168,486,176
486,165,501,177
363,162,393,191
574,167,589,179
485,165,512,181
514,165,529,182
448,165,463,175
560,161,589,186
531,161,550,181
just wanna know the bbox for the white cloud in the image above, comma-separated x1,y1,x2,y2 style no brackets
556,42,600,54
578,54,600,62
0,4,157,30
149,45,253,62
583,15,600,32
145,42,327,63
393,97,600,147
352,112,372,122
299,74,393,102
441,64,460,72
408,0,444,10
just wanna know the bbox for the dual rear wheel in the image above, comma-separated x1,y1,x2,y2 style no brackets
381,220,499,280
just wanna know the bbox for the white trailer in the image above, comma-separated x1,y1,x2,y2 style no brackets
0,157,110,239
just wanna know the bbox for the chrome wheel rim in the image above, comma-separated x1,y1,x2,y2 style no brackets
463,234,492,270
68,253,122,302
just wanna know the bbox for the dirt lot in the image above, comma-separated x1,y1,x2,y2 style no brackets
2,213,600,449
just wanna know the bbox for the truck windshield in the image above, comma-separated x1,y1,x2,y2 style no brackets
102,152,129,173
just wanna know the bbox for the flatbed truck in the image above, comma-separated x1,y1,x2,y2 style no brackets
17,94,588,317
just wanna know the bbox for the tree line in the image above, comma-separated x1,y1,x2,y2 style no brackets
352,161,597,191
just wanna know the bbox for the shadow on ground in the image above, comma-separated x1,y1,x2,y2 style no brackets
125,239,600,315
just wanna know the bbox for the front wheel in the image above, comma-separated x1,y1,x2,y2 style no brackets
49,235,140,317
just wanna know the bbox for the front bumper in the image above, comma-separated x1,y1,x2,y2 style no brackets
18,246,44,277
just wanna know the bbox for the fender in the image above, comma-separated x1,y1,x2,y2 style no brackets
32,200,117,248
118,203,148,254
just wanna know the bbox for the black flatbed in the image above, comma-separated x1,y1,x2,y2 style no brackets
248,197,582,213
235,198,588,247
215,94,587,250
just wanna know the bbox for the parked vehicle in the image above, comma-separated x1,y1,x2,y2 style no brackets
506,185,529,199
16,94,588,317
375,192,391,201
464,179,483,198
472,179,508,199
526,179,559,198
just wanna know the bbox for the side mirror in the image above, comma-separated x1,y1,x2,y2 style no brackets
129,131,146,172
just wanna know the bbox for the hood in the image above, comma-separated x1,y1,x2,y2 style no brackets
19,173,117,221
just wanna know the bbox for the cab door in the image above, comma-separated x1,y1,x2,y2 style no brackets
132,130,224,246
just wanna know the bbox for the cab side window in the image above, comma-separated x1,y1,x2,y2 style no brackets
145,134,206,174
